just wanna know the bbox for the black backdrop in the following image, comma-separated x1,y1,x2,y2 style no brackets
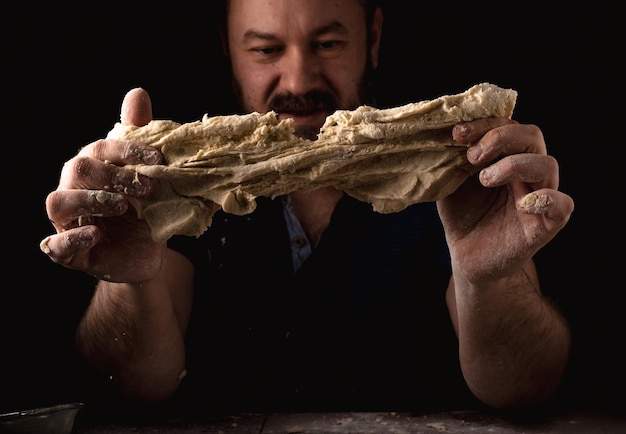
3,1,624,414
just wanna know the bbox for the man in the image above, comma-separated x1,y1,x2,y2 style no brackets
42,0,574,412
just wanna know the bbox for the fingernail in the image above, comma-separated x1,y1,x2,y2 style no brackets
468,144,482,162
142,149,160,165
39,236,52,254
453,123,471,141
93,191,126,210
519,192,551,213
479,166,494,184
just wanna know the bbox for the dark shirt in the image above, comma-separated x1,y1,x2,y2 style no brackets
169,194,480,412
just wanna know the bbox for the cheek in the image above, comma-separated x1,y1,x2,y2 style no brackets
233,63,272,112
246,74,271,111
327,56,366,101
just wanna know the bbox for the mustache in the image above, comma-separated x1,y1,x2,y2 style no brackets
268,91,337,114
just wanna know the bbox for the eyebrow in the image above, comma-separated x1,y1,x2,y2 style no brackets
242,20,349,42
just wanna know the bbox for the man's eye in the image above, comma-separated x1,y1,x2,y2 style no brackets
315,40,342,50
252,46,282,56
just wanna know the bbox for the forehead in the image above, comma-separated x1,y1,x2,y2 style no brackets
227,0,366,39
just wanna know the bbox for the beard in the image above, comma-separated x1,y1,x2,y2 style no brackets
269,90,338,140
230,63,374,140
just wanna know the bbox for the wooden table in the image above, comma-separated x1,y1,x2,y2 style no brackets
74,408,626,433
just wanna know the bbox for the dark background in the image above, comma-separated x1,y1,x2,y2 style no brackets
3,1,624,415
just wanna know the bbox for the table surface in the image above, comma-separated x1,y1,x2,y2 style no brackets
74,408,626,434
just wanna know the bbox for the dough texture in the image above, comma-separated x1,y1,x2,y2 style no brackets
107,83,517,242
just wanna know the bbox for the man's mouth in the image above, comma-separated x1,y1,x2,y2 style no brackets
269,91,337,135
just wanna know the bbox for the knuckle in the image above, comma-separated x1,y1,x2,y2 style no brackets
45,191,62,217
71,156,97,182
90,139,109,160
45,190,60,209
524,123,546,150
525,123,543,139
45,190,69,222
545,154,558,172
65,156,132,194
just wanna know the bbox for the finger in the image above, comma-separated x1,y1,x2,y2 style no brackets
452,117,518,144
465,123,547,166
39,227,99,267
46,190,128,232
518,189,575,228
478,153,559,191
58,154,156,193
76,138,162,167
121,88,153,127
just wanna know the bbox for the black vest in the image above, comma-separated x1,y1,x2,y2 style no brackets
170,195,479,412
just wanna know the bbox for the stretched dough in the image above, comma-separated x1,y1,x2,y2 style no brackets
107,83,517,242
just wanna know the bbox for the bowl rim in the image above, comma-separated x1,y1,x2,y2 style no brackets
0,402,84,423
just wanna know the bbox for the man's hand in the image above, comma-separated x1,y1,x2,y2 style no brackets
41,88,166,283
438,118,575,283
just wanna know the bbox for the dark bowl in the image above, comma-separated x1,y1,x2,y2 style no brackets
0,402,84,433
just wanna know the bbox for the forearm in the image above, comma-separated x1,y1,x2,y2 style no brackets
76,272,188,401
449,263,571,409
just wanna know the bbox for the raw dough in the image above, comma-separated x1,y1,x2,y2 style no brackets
107,82,517,242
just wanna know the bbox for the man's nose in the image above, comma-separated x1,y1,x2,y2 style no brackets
278,48,322,95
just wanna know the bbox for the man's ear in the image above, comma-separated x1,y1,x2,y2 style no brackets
219,24,230,59
369,7,383,69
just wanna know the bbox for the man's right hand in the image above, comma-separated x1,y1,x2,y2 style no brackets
41,88,166,283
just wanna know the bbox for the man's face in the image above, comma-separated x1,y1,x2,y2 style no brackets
227,0,381,139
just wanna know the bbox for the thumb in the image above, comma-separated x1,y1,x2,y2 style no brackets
120,87,153,126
